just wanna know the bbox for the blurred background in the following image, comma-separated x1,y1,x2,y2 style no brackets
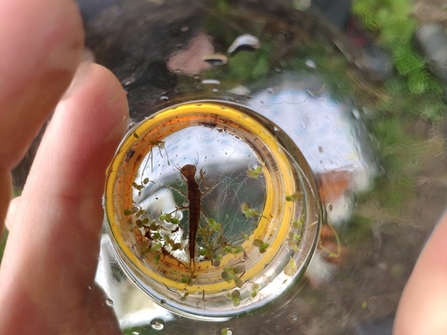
5,0,447,334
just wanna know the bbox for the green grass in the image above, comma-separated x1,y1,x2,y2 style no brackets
353,0,442,94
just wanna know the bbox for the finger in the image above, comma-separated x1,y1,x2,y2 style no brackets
0,0,84,229
394,211,447,335
0,64,128,333
4,196,20,231
0,0,84,167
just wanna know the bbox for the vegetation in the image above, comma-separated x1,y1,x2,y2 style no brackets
351,0,446,213
353,0,443,95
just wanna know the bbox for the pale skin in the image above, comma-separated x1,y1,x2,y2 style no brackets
393,211,447,335
0,0,128,334
0,1,445,334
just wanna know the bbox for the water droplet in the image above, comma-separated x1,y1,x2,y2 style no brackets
201,79,221,86
127,121,136,130
227,34,261,54
220,327,233,335
181,26,189,32
290,313,299,322
273,126,279,132
274,67,282,73
150,320,164,330
160,95,169,101
132,331,140,335
212,88,219,93
352,108,361,119
105,298,113,306
202,53,228,66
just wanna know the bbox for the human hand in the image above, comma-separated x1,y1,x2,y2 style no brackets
0,1,129,334
394,211,447,335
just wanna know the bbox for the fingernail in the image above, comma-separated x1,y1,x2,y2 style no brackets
62,49,95,100
104,91,130,143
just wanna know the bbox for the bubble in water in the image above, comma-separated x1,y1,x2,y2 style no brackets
227,34,261,54
150,320,164,330
248,161,260,170
220,327,233,335
105,298,113,306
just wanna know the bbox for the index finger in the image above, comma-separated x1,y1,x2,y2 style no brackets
0,0,84,225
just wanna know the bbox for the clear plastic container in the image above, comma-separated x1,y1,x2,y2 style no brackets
104,100,322,320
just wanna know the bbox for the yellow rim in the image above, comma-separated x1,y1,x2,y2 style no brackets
105,101,296,293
